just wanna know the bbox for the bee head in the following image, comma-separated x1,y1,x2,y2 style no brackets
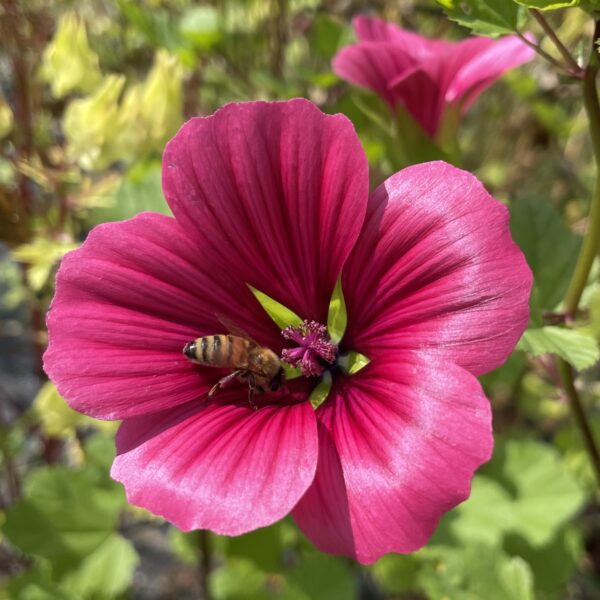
270,366,286,392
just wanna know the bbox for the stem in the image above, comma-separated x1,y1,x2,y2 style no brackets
557,359,600,486
516,31,582,79
269,0,288,79
529,9,583,76
563,22,600,317
2,0,36,215
198,530,213,600
558,21,600,488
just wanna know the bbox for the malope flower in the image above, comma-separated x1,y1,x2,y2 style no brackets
44,99,531,563
333,15,535,139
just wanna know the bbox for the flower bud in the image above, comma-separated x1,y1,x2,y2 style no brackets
63,75,125,171
138,50,184,153
40,12,102,98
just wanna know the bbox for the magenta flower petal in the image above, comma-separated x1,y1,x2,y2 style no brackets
44,212,283,420
292,354,492,563
162,99,369,322
342,161,531,376
333,42,418,110
333,15,533,138
387,65,442,137
386,37,496,135
44,99,531,560
353,15,448,57
112,387,318,534
448,35,536,110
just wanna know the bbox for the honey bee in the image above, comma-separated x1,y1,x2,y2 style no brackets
183,333,286,409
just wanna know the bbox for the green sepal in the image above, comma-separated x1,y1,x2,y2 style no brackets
327,276,347,345
338,351,370,375
309,371,332,410
282,364,302,380
248,285,302,330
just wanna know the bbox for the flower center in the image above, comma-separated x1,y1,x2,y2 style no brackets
281,320,337,377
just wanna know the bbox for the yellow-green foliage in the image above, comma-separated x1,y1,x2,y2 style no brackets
63,52,184,171
40,12,102,98
63,75,126,171
33,381,117,439
0,96,13,139
12,237,79,292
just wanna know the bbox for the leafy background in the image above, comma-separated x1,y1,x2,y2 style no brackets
1,0,600,598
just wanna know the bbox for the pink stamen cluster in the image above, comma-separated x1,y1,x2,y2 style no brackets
281,320,337,377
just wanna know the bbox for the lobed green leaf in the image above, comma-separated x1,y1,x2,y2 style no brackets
510,197,581,312
517,326,599,370
436,0,525,36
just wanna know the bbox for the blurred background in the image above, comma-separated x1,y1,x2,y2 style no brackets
0,0,599,598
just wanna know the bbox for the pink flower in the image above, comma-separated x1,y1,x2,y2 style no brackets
44,99,531,563
333,15,535,139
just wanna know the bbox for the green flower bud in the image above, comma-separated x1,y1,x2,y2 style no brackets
138,50,184,153
40,12,102,98
63,75,125,171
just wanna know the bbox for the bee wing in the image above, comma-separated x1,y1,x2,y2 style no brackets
215,313,259,346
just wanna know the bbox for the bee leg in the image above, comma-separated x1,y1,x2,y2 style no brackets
244,374,259,411
248,386,258,411
209,370,245,397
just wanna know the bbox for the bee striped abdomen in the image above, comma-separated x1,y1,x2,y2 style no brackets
184,335,251,369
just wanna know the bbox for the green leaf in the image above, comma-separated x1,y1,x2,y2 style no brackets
436,0,524,36
418,545,535,600
32,382,116,439
370,554,421,596
226,524,283,572
117,0,181,51
514,0,580,9
85,162,171,226
169,529,201,566
60,533,139,598
556,416,600,490
2,466,125,573
510,198,581,311
480,352,527,398
480,439,586,547
436,439,586,550
248,285,302,330
504,527,583,596
4,563,74,600
210,558,271,600
84,433,118,473
309,371,332,410
284,554,354,600
517,326,599,370
12,237,79,292
309,15,352,60
445,477,516,547
327,276,347,345
179,6,222,50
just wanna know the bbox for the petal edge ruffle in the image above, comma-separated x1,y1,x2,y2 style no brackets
293,353,492,563
162,99,369,323
342,161,531,376
112,390,318,535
